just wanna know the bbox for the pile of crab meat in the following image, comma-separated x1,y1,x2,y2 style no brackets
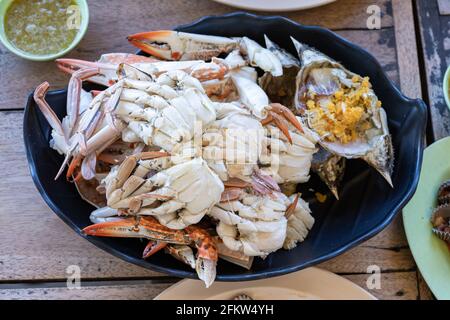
34,31,394,287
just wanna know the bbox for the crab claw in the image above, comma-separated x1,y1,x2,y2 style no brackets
143,241,167,259
127,30,238,61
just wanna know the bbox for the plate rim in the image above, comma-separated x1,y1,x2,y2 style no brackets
24,12,428,282
210,0,336,12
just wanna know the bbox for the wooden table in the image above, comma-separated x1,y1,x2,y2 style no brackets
0,0,441,300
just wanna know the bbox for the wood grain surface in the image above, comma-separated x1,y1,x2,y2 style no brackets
0,0,435,300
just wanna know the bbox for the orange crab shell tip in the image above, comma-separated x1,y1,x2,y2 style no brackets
142,241,167,259
34,82,50,100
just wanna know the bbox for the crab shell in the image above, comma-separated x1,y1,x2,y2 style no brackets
431,204,450,242
259,36,300,109
292,38,394,186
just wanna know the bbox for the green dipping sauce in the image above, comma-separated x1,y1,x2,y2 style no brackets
5,0,78,56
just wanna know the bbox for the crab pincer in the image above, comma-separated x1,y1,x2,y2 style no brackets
127,30,239,61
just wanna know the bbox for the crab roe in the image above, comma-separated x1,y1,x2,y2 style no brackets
305,76,382,144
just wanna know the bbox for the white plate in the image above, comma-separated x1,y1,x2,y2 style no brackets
211,0,336,12
155,267,376,300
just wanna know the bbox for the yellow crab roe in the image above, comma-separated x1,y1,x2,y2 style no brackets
306,76,382,144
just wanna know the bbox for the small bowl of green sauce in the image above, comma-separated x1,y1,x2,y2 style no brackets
444,65,450,111
0,0,89,61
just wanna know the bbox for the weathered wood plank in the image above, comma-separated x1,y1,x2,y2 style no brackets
416,0,450,140
343,272,418,300
392,0,422,98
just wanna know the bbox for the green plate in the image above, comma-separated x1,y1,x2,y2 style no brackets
403,137,450,300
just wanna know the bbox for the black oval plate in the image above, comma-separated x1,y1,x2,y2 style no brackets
24,13,427,281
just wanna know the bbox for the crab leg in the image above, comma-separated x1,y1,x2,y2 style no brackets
66,68,100,137
143,240,167,258
83,216,218,287
89,207,121,224
58,54,229,87
34,80,118,180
